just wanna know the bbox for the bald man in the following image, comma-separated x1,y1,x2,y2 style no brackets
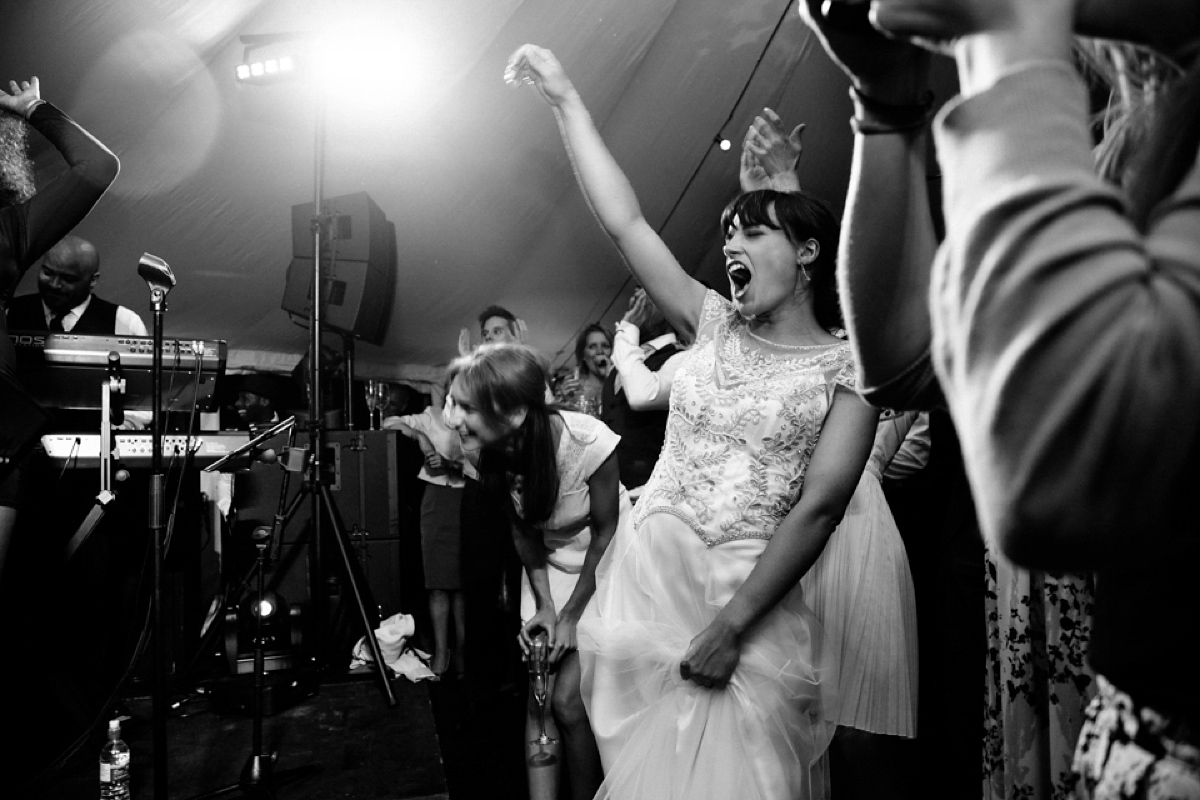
5,234,147,335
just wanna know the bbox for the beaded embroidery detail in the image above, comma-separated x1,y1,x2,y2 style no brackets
633,291,856,547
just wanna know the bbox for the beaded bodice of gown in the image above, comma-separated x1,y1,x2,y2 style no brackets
632,291,856,547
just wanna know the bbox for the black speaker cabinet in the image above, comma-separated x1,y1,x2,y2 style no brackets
225,431,407,619
282,191,397,345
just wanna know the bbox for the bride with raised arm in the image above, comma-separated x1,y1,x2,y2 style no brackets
505,45,880,800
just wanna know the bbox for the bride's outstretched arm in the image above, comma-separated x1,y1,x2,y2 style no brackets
680,387,879,688
505,44,707,342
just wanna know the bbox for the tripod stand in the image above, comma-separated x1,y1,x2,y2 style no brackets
191,526,323,799
287,91,395,704
257,421,396,704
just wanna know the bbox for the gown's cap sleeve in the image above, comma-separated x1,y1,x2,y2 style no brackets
829,345,859,391
696,289,735,338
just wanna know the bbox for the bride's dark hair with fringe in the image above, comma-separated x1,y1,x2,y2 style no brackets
447,343,561,526
720,189,843,333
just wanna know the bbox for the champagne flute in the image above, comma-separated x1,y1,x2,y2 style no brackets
364,379,377,429
375,381,390,423
364,379,384,429
527,632,557,765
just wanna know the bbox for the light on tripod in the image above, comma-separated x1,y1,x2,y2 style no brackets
224,588,304,674
248,590,283,623
240,590,288,647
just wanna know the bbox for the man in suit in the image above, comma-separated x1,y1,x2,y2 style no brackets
601,288,682,499
5,234,147,335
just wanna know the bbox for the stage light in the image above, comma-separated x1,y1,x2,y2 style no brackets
223,588,304,674
233,29,430,116
251,591,279,621
234,42,301,85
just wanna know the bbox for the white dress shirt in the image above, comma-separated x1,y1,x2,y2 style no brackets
611,322,683,410
44,295,149,336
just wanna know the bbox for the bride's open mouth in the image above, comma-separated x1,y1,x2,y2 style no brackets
727,261,751,299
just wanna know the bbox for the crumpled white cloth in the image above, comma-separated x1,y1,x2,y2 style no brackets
348,612,437,682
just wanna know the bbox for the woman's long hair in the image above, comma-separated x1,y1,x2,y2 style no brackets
447,344,561,526
574,323,612,379
1079,38,1200,230
0,114,36,208
1125,47,1200,229
720,189,843,332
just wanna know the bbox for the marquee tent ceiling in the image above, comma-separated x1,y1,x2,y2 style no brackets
3,0,909,384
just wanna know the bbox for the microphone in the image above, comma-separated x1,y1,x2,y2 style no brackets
107,350,125,427
138,253,176,294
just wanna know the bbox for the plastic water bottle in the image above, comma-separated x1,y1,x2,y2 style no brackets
99,718,131,799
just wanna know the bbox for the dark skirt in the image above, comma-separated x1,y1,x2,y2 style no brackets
420,482,463,590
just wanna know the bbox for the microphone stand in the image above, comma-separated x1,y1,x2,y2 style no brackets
140,253,176,800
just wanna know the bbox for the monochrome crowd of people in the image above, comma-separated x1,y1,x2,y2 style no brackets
3,0,1198,797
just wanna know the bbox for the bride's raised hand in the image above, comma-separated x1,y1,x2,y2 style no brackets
503,44,577,107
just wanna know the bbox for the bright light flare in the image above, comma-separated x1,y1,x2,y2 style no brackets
235,52,298,84
309,29,433,112
233,27,438,116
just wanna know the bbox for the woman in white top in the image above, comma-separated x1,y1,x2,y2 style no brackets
444,343,627,800
385,382,466,678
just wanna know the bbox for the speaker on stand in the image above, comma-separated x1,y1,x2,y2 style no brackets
282,190,397,347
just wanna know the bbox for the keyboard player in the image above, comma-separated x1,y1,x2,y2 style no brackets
6,235,150,429
6,235,147,336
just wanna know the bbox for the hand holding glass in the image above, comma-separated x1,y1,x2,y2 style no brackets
527,632,557,763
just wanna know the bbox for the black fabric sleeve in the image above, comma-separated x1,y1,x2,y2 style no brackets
16,102,120,270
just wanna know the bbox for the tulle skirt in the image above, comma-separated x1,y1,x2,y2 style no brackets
800,470,918,736
578,511,837,800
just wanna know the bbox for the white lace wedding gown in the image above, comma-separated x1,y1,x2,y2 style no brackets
578,290,851,800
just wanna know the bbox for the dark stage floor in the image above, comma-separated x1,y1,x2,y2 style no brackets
13,668,530,800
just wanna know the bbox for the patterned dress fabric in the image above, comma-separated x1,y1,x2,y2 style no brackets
578,290,850,800
983,553,1096,799
517,410,630,620
800,410,920,737
1074,676,1200,800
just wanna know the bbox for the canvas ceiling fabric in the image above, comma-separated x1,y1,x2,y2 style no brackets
2,0,858,380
